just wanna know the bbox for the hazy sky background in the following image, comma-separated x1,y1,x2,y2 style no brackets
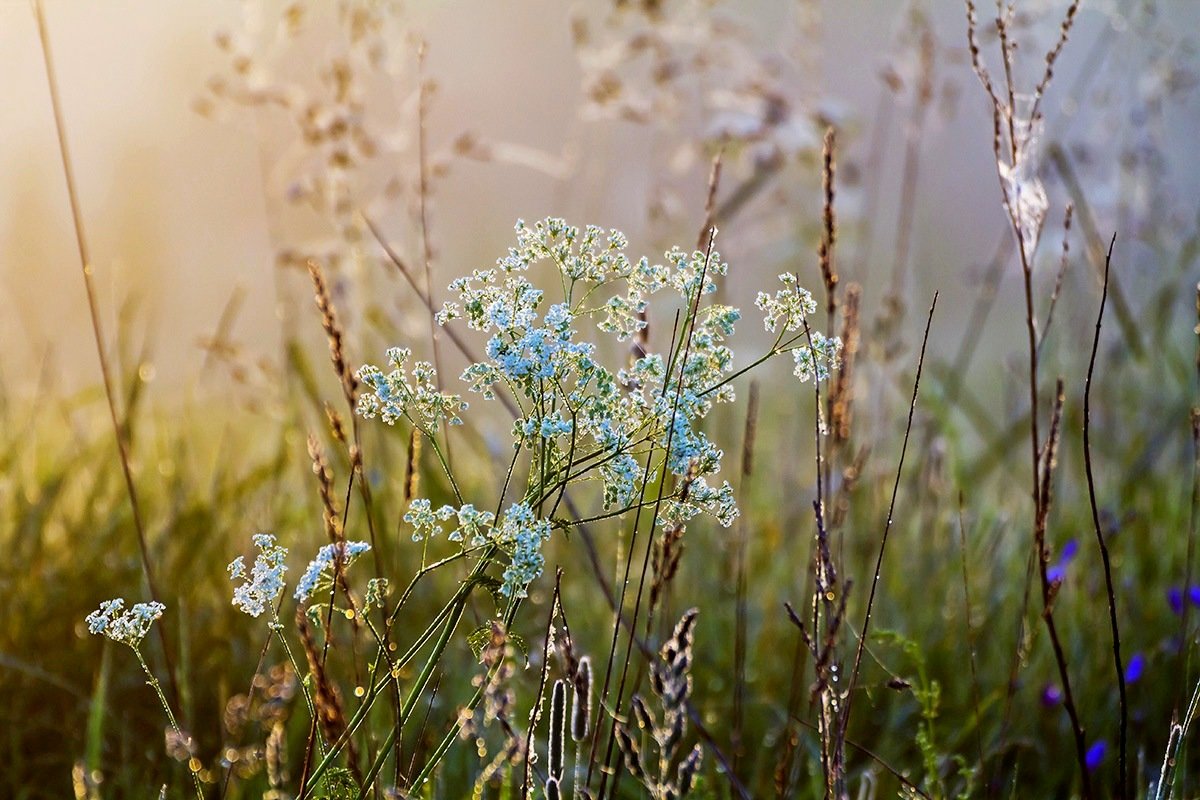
2,0,1197,398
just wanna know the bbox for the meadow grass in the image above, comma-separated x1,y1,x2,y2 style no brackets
6,1,1200,799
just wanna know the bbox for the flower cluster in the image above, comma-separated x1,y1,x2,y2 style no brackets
756,273,818,333
792,331,842,384
757,273,842,383
492,502,553,598
403,499,457,542
356,347,466,430
294,541,372,604
402,498,547,598
365,578,390,611
228,533,289,618
85,599,166,649
357,217,836,601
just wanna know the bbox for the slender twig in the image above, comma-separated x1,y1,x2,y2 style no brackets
1048,144,1143,357
1038,380,1094,800
957,492,989,793
731,382,759,780
842,293,937,731
33,0,180,709
787,714,934,800
1037,204,1073,356
522,573,563,799
1083,234,1127,799
696,150,723,252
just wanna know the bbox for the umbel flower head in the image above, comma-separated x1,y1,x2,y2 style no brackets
85,599,165,649
228,533,289,618
358,217,838,602
294,541,372,603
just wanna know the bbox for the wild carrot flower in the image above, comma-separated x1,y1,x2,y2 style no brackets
358,217,835,601
85,599,165,649
404,499,457,542
294,541,372,603
228,533,288,618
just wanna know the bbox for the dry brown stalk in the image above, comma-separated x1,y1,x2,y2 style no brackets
307,434,343,546
306,259,359,405
818,127,840,323
1038,203,1074,354
33,0,182,712
325,402,349,448
830,283,861,446
404,426,422,506
297,608,360,785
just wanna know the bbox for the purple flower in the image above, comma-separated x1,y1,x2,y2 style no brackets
1086,740,1107,771
1041,684,1063,707
1125,652,1145,684
1047,539,1079,584
1060,538,1079,562
1190,585,1200,607
1169,587,1185,615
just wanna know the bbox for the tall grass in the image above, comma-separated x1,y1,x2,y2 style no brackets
6,2,1200,799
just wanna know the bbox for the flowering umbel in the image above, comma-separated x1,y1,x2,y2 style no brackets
357,218,837,601
228,533,289,618
85,599,165,649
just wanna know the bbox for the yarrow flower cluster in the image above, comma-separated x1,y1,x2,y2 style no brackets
493,502,552,599
404,499,457,542
294,541,372,604
401,498,545,597
792,331,841,384
756,273,818,332
228,533,289,618
85,599,166,649
356,347,466,430
757,273,843,383
357,218,837,602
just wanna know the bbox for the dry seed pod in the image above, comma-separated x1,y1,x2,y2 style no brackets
615,724,646,781
549,679,566,780
572,656,592,742
677,743,703,794
631,693,655,732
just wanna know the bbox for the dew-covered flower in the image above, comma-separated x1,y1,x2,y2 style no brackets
356,347,466,429
449,504,496,546
791,331,842,384
364,578,390,611
494,502,552,599
228,533,289,618
358,217,839,599
294,541,372,603
85,598,166,649
404,499,457,542
756,273,817,332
